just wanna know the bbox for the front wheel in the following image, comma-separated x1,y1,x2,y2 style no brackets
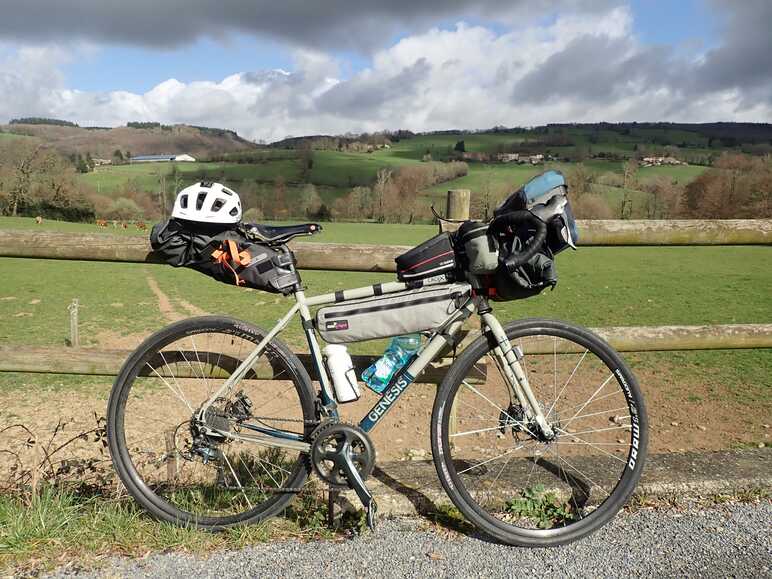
431,318,648,546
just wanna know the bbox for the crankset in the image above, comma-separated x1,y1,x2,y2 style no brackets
310,422,378,529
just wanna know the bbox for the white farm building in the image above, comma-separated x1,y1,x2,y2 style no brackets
130,153,196,163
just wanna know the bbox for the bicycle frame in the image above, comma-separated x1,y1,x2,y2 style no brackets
197,277,553,453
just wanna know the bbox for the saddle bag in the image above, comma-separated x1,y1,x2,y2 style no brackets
395,232,457,281
317,283,471,344
149,218,300,294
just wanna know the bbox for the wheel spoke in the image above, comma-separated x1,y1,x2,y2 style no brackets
113,323,310,525
460,380,538,439
546,349,588,419
441,325,644,540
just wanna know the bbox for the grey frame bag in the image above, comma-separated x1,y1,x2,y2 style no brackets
317,283,471,344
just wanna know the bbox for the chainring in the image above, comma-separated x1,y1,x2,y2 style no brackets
310,422,376,489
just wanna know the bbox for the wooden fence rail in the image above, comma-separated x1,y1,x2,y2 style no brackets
0,219,770,273
1,325,769,383
0,195,770,374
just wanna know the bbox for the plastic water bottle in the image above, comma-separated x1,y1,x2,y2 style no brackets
323,345,361,403
362,334,421,394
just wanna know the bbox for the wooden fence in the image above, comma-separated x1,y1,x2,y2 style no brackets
0,192,770,384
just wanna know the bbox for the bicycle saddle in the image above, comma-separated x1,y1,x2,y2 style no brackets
244,222,323,244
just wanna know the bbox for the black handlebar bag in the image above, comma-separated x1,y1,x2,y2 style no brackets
488,236,557,301
150,218,299,294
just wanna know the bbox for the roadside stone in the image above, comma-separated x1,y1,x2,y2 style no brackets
670,421,679,427
406,448,428,460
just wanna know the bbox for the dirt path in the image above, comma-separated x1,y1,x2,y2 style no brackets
145,273,209,322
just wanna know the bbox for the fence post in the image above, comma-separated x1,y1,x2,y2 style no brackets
447,189,470,220
441,189,471,233
67,299,79,347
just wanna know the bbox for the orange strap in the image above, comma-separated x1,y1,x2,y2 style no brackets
212,239,252,286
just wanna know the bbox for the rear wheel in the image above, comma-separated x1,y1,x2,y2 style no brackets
431,318,648,546
107,316,317,530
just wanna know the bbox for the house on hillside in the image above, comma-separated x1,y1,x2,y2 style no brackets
641,156,685,167
130,153,196,163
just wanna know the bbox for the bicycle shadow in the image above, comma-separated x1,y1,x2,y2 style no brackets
365,456,591,543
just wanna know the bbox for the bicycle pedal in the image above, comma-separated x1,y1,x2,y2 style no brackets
366,499,378,531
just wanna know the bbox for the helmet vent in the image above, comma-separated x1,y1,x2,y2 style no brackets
196,191,207,211
211,198,225,212
179,194,188,209
229,207,239,217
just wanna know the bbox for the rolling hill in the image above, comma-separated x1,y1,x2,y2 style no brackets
0,122,257,159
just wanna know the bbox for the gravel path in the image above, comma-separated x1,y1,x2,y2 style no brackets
52,502,771,579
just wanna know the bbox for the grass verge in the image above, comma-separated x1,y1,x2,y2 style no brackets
0,483,361,576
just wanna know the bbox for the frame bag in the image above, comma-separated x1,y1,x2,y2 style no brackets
317,283,471,344
149,218,299,294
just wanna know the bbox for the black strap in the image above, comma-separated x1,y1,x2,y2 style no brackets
373,284,384,296
302,319,315,330
334,290,345,302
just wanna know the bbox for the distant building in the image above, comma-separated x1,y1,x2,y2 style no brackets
92,158,112,166
641,156,685,167
130,153,196,163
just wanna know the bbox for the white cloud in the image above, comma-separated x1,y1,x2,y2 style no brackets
1,5,770,142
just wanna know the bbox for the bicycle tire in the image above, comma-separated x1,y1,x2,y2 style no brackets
431,318,648,546
107,316,317,530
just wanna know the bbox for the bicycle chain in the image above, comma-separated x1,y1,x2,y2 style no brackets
248,415,322,426
229,416,326,493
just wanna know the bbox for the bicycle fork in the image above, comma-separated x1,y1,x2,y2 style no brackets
480,313,555,440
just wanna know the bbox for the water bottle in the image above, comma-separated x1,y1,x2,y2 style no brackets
323,344,361,403
362,334,421,394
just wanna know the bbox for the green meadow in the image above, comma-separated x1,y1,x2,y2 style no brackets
0,216,769,399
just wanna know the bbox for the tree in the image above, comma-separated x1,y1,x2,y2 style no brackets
297,183,322,218
566,164,592,198
75,154,90,174
298,143,314,181
454,140,466,153
623,159,638,190
372,169,393,223
112,149,124,164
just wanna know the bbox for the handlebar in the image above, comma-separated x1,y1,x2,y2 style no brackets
488,210,547,270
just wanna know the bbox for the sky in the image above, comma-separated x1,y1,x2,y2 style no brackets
0,0,769,143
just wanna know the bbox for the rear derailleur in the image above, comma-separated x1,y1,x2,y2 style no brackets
310,422,378,530
186,391,255,462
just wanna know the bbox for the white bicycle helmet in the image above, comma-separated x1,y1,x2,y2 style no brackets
171,181,242,224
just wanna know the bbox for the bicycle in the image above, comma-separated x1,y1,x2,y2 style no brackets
107,213,648,547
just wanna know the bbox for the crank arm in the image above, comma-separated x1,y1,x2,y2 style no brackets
339,451,377,530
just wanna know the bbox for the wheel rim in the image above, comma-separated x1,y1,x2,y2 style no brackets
115,325,311,522
442,325,644,535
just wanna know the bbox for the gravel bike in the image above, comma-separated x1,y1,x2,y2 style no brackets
107,215,648,547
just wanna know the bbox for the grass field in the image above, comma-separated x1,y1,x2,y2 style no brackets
0,216,769,390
